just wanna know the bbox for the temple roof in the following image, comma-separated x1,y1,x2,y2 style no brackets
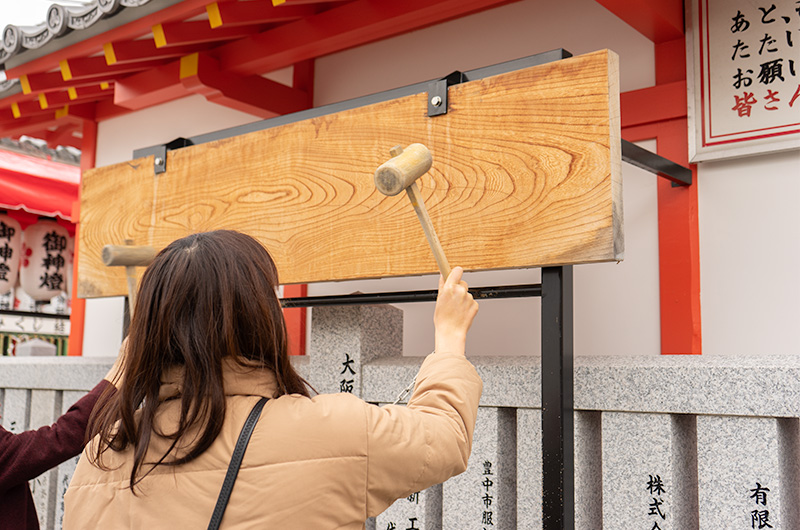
0,0,683,153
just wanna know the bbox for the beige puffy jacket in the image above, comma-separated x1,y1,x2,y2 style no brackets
63,352,482,529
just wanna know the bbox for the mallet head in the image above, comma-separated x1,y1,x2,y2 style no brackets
374,143,433,196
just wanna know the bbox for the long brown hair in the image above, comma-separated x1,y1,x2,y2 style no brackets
88,230,310,491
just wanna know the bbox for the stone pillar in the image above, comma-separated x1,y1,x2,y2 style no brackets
575,410,603,530
1,388,28,433
29,389,59,530
517,408,542,527
304,304,403,398
697,416,783,529
443,407,516,528
602,411,697,529
54,391,89,529
778,418,800,530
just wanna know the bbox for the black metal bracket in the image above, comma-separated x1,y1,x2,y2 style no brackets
427,71,466,117
133,137,194,175
622,140,692,187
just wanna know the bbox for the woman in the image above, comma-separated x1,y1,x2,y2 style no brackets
0,358,121,530
64,230,481,528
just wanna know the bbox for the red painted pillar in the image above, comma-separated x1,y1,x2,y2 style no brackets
67,119,97,356
655,38,702,354
655,119,701,354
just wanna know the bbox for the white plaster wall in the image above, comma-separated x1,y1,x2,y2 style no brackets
312,0,655,104
78,0,686,358
698,149,800,355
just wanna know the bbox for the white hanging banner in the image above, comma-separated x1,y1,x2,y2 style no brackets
687,0,800,161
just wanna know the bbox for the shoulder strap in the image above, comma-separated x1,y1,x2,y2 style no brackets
207,396,269,530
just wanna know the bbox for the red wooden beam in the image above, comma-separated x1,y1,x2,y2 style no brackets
67,84,114,103
179,53,310,118
114,61,186,110
4,0,218,79
152,20,263,48
0,107,15,122
206,1,317,28
38,85,112,111
60,55,166,82
655,37,686,84
38,90,71,110
273,0,351,4
54,103,99,122
0,87,50,124
293,58,315,100
8,99,44,119
19,71,64,95
593,0,684,43
44,123,81,149
103,39,211,65
0,113,63,138
21,70,127,96
620,80,686,128
218,0,519,75
94,99,134,121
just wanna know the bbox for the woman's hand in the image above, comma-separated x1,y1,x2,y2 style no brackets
433,267,479,356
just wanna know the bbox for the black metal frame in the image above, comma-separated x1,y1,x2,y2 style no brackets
0,309,70,320
541,266,574,529
279,284,541,307
130,48,693,530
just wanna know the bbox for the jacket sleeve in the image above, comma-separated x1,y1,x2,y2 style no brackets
0,380,112,494
363,351,482,517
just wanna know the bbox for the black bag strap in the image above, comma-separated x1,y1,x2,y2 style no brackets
207,396,269,530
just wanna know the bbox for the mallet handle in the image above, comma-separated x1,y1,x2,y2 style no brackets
102,245,156,267
102,243,156,318
405,181,451,279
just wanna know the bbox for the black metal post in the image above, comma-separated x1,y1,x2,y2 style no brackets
541,266,574,529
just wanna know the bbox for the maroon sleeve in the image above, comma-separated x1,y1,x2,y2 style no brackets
0,379,112,494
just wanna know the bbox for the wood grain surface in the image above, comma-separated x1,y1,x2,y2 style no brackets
79,49,622,298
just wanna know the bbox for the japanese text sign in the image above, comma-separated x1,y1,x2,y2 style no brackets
688,0,800,161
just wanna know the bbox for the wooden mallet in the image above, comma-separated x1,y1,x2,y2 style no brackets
101,240,156,317
374,143,451,278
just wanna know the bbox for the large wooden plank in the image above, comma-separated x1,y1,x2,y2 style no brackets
79,50,621,298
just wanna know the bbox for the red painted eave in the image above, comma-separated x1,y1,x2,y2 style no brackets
0,0,681,152
593,0,684,42
3,0,215,79
0,149,80,220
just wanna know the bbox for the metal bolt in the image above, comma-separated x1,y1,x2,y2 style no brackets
154,157,164,166
430,96,442,107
